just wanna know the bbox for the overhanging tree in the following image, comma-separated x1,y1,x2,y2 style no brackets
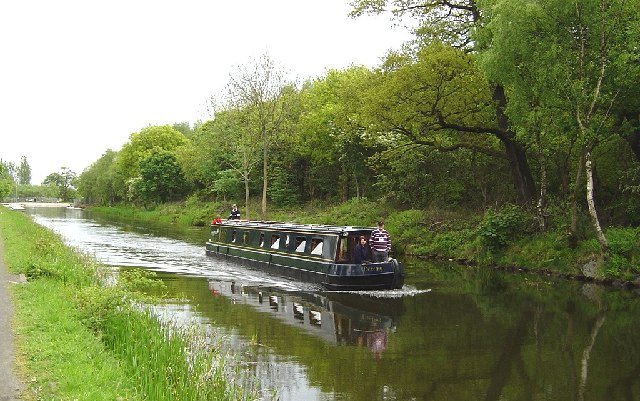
480,0,640,255
351,0,537,204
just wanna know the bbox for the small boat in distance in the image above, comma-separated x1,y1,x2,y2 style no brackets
205,220,405,291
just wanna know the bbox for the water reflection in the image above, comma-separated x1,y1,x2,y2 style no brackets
207,281,409,358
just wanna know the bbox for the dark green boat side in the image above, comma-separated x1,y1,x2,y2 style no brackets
205,220,404,291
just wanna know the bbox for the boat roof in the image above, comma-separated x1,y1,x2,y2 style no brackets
215,220,374,235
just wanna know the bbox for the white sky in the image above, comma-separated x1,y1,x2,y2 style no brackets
0,0,412,184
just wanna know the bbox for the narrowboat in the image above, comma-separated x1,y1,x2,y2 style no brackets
205,220,404,291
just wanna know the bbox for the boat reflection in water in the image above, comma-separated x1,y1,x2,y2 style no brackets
208,280,399,358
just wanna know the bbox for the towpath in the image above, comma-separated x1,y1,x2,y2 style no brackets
0,235,23,400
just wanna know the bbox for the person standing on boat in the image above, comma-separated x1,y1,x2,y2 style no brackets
353,235,369,264
369,221,391,262
228,204,241,220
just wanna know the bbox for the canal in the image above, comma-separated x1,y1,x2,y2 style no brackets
28,206,640,401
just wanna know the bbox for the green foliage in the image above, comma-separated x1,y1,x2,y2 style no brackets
70,0,640,269
75,269,166,333
593,136,640,225
100,308,250,401
77,150,123,205
119,126,189,171
384,209,429,254
477,204,535,252
0,161,17,200
0,178,12,200
497,231,583,274
292,67,377,201
43,167,77,201
181,111,258,201
136,150,189,205
268,166,299,206
17,155,31,185
313,198,387,226
426,229,477,258
602,227,640,279
0,211,95,285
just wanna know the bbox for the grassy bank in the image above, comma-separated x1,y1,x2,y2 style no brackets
0,208,255,400
90,199,640,282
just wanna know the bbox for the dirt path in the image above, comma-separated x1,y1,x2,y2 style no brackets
0,237,23,400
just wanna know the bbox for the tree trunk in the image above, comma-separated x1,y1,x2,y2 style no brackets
244,175,250,221
568,153,584,248
492,84,537,204
585,151,609,254
535,130,548,231
353,169,360,199
261,127,268,220
537,158,548,231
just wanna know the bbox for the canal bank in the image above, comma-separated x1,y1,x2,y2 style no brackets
0,234,24,400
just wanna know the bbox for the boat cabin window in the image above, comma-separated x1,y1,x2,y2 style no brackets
231,230,237,243
295,237,306,253
285,234,290,247
271,235,280,249
243,232,249,244
259,233,265,247
310,239,323,255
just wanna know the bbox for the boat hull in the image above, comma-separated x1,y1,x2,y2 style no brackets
206,241,404,291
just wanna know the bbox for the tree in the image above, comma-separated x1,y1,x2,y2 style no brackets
117,125,190,200
77,150,122,205
17,156,31,185
361,44,508,201
172,122,194,138
180,110,261,214
43,167,76,201
226,54,293,219
480,0,640,254
136,150,188,205
118,125,190,180
351,0,538,204
294,67,377,201
0,161,14,200
213,109,261,218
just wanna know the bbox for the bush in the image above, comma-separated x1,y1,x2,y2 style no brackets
602,227,640,279
426,229,476,257
477,204,535,252
385,210,429,254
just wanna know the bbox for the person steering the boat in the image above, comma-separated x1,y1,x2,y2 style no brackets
228,204,241,220
369,221,391,262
